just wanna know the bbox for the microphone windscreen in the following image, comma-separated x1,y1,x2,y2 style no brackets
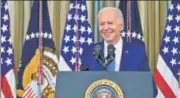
107,44,115,56
94,44,102,52
93,44,102,58
105,44,115,67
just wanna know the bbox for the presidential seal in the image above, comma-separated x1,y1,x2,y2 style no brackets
85,79,123,98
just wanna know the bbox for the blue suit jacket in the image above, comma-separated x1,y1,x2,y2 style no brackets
81,41,157,97
81,41,150,71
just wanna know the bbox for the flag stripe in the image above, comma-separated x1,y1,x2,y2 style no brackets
5,69,16,98
1,91,5,98
25,84,31,90
23,86,31,97
156,55,178,97
59,55,72,71
31,93,36,98
1,76,13,98
154,69,176,98
26,90,33,98
23,85,38,98
156,87,165,98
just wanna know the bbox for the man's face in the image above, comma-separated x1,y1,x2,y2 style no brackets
98,10,123,45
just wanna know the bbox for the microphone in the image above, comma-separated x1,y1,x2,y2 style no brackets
105,44,115,66
93,44,106,70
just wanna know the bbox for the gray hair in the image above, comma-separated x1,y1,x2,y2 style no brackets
97,7,124,24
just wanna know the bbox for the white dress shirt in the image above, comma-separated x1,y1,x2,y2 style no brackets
104,38,123,71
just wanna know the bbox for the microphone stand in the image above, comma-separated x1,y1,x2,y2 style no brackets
93,44,115,71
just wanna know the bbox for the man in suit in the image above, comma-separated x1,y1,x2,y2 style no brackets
81,7,157,97
81,7,149,71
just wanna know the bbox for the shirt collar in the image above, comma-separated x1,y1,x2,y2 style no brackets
114,38,123,51
104,38,123,51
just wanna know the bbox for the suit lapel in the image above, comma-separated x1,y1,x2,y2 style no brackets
100,41,105,59
119,42,130,71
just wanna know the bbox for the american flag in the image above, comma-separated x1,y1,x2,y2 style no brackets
154,1,180,98
119,1,145,46
59,0,94,71
1,0,16,98
17,1,56,98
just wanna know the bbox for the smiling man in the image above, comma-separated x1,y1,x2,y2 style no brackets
98,7,123,46
81,7,149,72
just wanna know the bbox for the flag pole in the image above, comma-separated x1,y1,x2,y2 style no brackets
38,0,44,85
74,1,80,71
126,0,131,42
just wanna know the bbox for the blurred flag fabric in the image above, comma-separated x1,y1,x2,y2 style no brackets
1,1,16,98
59,0,94,71
154,1,180,98
17,1,59,98
119,1,145,47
